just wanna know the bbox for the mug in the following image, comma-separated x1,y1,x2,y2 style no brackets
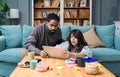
30,59,38,70
27,52,35,60
76,57,85,67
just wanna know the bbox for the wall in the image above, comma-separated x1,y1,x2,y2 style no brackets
92,0,120,25
7,0,120,25
7,0,31,25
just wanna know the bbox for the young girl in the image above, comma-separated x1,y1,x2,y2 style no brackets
56,29,92,59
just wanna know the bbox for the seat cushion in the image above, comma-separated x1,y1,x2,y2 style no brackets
0,48,24,63
0,36,5,52
95,24,115,48
0,25,22,48
22,25,34,47
91,48,120,61
60,26,71,40
114,36,120,51
0,62,17,77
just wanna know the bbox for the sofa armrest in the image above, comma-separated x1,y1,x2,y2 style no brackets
0,36,5,52
114,36,120,51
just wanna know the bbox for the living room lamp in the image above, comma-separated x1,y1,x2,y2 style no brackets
9,9,19,25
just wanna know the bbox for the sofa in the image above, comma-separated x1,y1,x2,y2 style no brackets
0,24,120,77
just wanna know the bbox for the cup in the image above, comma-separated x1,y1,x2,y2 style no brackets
30,59,38,70
75,57,85,67
27,52,35,60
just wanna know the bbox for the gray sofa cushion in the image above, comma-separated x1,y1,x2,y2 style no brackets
0,48,23,63
91,48,120,61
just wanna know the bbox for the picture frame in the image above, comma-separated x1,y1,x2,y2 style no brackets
41,11,47,18
80,0,87,7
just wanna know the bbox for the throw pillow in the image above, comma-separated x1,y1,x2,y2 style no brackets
83,28,105,48
0,25,22,48
22,25,34,47
60,26,71,40
95,24,115,48
70,25,94,33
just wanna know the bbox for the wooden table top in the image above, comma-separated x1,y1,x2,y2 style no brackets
10,56,115,77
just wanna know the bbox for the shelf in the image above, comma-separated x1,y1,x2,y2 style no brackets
34,7,60,9
64,18,89,20
34,17,47,20
34,17,89,20
64,7,90,9
33,0,92,26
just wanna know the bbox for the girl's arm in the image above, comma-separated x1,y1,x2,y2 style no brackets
67,52,86,58
66,46,92,58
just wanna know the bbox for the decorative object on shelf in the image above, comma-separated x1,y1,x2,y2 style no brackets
9,9,19,25
68,1,75,7
80,0,87,7
44,0,50,7
41,11,47,18
67,0,80,7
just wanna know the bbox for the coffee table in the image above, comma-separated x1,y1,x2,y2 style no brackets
10,56,115,77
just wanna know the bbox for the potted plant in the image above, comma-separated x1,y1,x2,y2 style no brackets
0,0,10,25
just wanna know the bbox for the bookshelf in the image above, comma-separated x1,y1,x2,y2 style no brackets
32,0,92,26
33,0,60,26
64,0,91,26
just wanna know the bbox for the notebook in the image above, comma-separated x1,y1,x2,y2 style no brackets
42,46,66,59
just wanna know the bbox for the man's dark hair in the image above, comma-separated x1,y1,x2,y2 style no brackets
47,13,60,22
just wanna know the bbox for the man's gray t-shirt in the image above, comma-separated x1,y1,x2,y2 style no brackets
25,23,62,55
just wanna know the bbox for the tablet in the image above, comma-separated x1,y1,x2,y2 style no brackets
42,46,66,59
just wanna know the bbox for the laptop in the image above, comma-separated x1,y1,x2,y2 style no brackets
42,46,66,59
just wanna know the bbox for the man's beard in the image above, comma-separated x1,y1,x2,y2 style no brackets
49,30,56,34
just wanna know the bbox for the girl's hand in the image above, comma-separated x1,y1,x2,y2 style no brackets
60,51,72,59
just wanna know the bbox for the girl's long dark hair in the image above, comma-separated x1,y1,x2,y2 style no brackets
67,29,87,53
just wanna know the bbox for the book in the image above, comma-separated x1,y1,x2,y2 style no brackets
35,2,44,8
52,0,60,7
65,10,71,18
34,20,41,26
83,20,90,26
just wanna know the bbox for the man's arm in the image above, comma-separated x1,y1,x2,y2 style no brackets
25,29,41,55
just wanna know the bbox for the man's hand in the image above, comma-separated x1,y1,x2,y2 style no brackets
40,50,48,58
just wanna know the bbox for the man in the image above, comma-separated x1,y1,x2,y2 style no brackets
22,13,63,58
